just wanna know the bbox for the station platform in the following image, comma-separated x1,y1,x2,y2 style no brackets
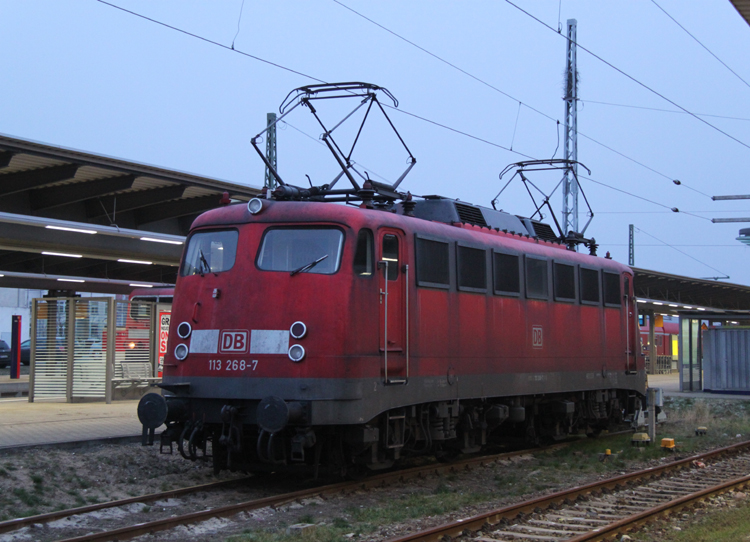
0,399,142,450
0,374,748,451
648,373,750,400
0,374,29,398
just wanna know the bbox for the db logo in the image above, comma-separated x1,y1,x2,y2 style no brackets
220,330,249,353
532,325,543,349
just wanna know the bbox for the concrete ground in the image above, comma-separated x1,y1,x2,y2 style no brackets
648,373,750,400
0,373,747,451
0,397,142,450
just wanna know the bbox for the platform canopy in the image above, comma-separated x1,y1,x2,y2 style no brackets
0,134,261,294
633,267,750,316
730,0,750,27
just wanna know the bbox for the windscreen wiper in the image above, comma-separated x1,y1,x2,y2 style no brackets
290,254,328,276
198,249,210,277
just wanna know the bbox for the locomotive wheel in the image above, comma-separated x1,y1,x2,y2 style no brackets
344,464,369,481
434,446,460,463
212,438,228,475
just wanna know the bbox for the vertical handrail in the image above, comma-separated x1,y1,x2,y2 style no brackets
625,292,630,371
404,264,409,379
382,260,389,383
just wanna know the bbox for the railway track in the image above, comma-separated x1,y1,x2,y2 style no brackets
0,441,574,542
386,440,750,542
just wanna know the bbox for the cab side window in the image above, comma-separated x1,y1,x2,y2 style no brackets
382,234,399,281
353,229,373,276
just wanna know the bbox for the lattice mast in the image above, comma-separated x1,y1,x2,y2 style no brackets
264,113,278,189
562,19,579,243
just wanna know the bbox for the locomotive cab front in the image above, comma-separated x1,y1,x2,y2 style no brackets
141,199,397,474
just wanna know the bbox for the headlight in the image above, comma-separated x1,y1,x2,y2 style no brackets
174,343,189,361
288,344,305,363
247,198,265,215
290,321,307,339
177,322,192,339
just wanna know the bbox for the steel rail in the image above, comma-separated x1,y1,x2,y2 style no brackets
383,439,750,542
0,430,632,540
566,474,750,541
39,442,579,542
0,476,253,535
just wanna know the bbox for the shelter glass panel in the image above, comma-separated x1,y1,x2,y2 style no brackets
72,299,107,399
32,299,69,400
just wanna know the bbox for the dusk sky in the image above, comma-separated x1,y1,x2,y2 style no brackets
2,1,750,284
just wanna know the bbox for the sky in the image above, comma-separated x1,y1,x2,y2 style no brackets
2,1,750,285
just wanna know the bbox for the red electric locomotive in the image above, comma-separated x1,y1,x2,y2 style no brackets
137,83,647,475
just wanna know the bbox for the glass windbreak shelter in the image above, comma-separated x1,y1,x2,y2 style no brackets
678,312,750,393
29,297,163,403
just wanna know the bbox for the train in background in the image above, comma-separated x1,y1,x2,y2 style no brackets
640,321,679,374
136,83,648,476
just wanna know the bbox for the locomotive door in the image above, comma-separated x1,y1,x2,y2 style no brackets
378,229,408,384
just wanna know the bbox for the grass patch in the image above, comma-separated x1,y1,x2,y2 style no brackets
630,500,750,541
331,517,350,529
12,488,44,508
228,523,365,542
346,488,493,526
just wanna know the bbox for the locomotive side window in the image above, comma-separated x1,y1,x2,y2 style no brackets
457,245,487,292
580,267,601,304
181,229,238,276
525,257,548,299
382,234,399,281
415,237,449,288
603,272,622,306
353,229,373,276
493,252,520,295
553,262,576,302
257,228,344,274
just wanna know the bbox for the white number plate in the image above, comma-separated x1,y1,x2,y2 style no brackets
207,359,258,372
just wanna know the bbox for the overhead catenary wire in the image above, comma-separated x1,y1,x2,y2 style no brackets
650,0,750,91
599,210,750,214
633,226,730,277
503,0,750,153
603,244,745,247
95,0,326,83
94,1,711,230
231,0,246,50
581,99,750,122
332,0,712,199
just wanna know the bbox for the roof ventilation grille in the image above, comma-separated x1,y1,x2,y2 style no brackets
529,221,559,242
454,203,487,227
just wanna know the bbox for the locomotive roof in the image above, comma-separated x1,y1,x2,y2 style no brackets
192,198,630,273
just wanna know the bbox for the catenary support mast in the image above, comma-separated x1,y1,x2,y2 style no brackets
264,112,278,190
562,19,579,243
